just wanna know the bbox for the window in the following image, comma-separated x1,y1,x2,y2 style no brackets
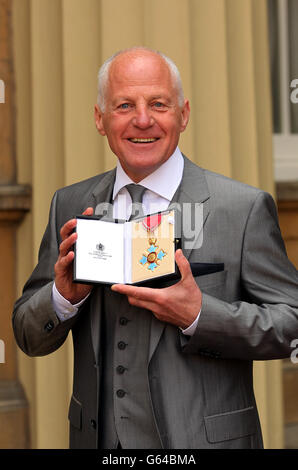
268,0,298,181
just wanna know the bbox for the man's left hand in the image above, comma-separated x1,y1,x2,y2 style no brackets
111,249,202,329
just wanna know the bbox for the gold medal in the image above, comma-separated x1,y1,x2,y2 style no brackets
139,217,166,271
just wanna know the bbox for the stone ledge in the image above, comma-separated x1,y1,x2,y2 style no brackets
0,184,31,211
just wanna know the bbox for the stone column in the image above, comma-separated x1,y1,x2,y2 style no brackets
0,0,31,448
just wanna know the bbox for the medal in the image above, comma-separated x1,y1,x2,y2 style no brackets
139,214,167,271
141,213,162,232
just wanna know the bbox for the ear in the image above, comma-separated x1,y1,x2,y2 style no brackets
180,99,190,133
94,104,106,136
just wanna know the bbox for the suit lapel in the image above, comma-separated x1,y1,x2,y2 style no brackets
174,155,210,260
88,168,116,364
91,168,116,220
148,155,210,363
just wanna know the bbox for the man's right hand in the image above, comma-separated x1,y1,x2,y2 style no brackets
54,207,94,304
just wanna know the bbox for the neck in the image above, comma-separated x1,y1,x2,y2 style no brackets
121,165,160,183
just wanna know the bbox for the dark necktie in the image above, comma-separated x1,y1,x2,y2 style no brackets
125,184,146,220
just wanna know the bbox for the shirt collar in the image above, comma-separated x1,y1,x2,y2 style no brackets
113,147,184,201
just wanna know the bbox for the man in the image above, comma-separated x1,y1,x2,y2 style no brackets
13,47,298,449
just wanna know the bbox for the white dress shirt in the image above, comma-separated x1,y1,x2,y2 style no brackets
52,147,200,335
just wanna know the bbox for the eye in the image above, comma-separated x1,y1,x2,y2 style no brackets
119,103,130,109
152,101,167,111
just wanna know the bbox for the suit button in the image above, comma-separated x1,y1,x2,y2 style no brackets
116,389,126,398
118,341,127,350
44,320,54,332
119,317,128,325
90,419,97,429
116,365,126,374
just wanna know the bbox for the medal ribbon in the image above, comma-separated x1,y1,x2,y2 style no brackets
142,213,162,232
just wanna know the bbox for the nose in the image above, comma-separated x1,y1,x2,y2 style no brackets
133,104,154,129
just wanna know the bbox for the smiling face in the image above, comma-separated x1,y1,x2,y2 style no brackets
94,51,190,182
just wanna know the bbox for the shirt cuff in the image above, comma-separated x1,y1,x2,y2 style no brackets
181,309,201,336
52,282,90,322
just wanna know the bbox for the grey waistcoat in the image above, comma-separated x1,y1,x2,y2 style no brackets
98,286,162,449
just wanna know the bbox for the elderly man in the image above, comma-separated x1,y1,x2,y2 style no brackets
13,47,298,449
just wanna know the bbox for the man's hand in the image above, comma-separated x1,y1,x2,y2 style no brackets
54,207,94,304
111,249,202,329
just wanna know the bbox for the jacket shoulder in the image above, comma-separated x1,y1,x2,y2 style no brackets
203,168,278,226
183,155,263,196
50,168,115,226
183,155,274,211
201,166,260,194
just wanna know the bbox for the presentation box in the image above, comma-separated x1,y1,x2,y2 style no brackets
73,210,179,285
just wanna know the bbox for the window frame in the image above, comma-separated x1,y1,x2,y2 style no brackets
271,0,298,182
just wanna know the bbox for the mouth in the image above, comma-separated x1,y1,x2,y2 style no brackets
128,138,160,144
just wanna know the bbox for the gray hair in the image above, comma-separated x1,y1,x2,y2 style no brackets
97,46,184,112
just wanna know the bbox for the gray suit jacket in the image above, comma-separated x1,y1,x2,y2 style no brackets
13,156,298,449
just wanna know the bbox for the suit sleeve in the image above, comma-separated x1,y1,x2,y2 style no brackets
12,191,79,356
182,191,298,360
